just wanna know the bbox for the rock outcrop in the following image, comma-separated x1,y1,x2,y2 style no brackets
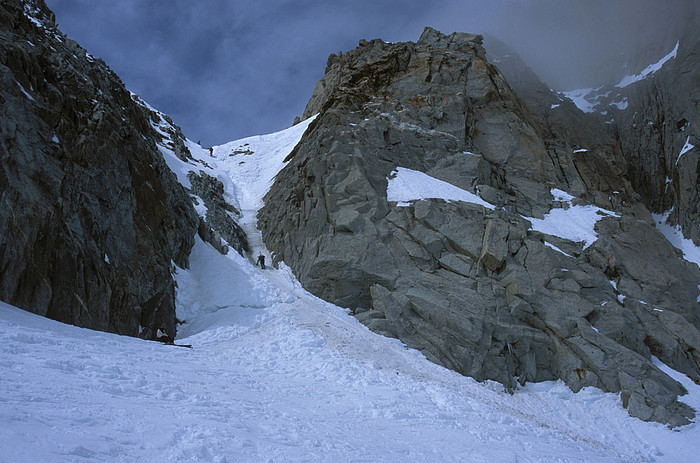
0,0,199,338
188,169,249,256
259,27,700,426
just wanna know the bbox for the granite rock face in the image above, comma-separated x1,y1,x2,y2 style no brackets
0,0,199,338
497,4,699,245
259,27,700,426
612,14,700,245
188,169,249,256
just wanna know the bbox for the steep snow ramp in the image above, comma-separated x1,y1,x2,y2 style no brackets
209,116,317,213
616,42,679,88
387,166,494,209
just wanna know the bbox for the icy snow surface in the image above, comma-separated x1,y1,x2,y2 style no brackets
561,87,600,113
2,117,700,462
527,189,618,249
616,42,679,88
387,167,494,209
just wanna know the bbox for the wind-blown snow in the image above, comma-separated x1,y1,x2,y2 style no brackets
527,189,618,249
2,117,700,462
616,41,679,88
387,167,494,209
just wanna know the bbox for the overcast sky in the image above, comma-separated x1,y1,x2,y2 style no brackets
45,0,685,146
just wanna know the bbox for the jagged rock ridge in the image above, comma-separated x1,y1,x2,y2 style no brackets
259,27,700,426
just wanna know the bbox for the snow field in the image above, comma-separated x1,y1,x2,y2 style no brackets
526,190,619,250
561,87,601,113
386,168,617,250
3,231,700,462
652,212,700,268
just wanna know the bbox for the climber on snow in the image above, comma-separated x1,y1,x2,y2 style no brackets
256,253,266,269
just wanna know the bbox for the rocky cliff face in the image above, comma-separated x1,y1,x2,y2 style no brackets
0,0,199,338
259,27,700,426
612,13,699,245
500,4,699,245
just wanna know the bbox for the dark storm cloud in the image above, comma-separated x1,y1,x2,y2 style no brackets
45,0,688,145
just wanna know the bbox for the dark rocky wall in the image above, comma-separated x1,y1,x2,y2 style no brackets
612,17,700,244
489,5,700,245
0,0,198,338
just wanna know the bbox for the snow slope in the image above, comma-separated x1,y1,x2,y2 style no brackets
2,118,700,462
387,166,494,209
653,212,700,268
527,189,619,250
561,87,603,113
616,42,679,88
